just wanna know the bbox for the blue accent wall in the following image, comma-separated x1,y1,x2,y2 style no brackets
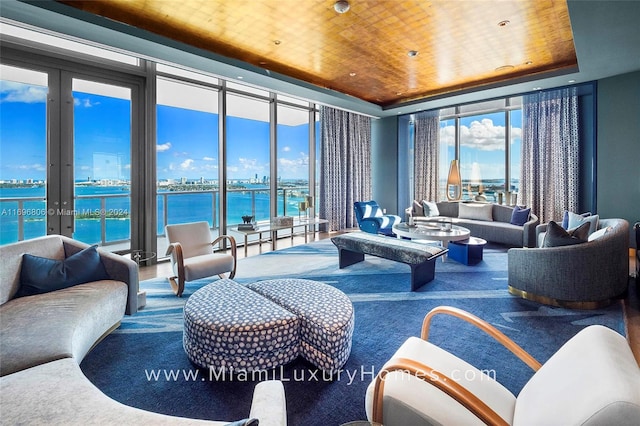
597,71,640,247
371,116,399,215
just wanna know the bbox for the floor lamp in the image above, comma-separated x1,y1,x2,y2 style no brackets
446,159,462,201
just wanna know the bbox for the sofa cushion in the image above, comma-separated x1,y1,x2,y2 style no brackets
458,203,493,222
0,281,127,376
510,206,531,226
421,201,440,217
17,245,110,297
542,221,590,247
567,212,599,235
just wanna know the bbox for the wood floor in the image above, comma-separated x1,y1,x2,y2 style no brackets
139,234,640,365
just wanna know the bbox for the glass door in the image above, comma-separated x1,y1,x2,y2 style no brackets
69,75,133,250
0,64,49,244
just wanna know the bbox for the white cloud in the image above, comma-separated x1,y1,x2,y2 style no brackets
441,119,522,151
73,97,100,108
180,159,194,170
12,163,46,172
202,156,215,161
282,146,291,152
157,142,172,152
0,82,47,103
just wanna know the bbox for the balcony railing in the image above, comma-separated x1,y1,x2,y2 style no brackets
1,186,314,247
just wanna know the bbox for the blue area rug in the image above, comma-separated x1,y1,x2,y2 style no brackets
81,238,625,425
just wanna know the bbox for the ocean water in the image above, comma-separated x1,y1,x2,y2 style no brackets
0,185,308,246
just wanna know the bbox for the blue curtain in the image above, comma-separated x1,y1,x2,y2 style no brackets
521,87,580,223
319,106,372,231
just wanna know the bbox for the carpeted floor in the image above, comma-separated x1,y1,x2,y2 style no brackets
81,238,625,425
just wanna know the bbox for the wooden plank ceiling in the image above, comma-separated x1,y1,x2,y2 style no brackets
58,0,577,108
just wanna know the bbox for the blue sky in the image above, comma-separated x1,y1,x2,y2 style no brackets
440,111,522,180
1,79,519,184
0,83,311,182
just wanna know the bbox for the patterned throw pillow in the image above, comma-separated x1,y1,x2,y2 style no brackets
542,221,590,247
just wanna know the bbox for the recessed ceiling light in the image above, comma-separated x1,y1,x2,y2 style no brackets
568,79,576,83
274,40,281,45
407,50,419,57
495,65,515,72
334,0,350,13
533,86,542,90
237,76,244,79
349,72,357,77
498,20,510,27
525,61,533,65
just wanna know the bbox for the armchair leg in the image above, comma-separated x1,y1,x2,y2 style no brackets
168,276,185,297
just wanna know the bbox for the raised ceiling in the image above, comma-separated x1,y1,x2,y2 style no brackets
58,0,577,108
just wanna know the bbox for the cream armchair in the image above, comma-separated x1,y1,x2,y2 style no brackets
165,221,237,297
366,306,640,426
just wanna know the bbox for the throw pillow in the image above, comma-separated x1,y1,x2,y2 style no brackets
458,203,493,222
567,212,599,235
412,200,424,216
588,226,610,242
510,205,531,226
561,211,591,229
17,245,110,297
421,200,440,217
542,221,590,247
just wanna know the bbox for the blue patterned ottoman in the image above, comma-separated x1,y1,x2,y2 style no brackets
247,278,354,372
183,279,299,372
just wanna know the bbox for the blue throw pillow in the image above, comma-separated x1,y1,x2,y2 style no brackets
17,245,110,297
510,205,531,226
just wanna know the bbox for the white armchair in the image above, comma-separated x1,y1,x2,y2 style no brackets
366,306,640,426
165,221,237,297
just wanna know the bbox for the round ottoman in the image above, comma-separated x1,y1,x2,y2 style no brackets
183,278,299,372
247,278,354,372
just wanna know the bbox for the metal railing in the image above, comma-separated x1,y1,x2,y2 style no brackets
1,186,312,246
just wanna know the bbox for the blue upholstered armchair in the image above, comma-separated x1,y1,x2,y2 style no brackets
354,201,401,236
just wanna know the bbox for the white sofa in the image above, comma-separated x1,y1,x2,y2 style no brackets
0,235,286,425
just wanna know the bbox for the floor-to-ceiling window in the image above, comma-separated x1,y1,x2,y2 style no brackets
0,64,48,244
434,98,522,202
276,97,311,219
1,21,321,256
225,86,271,226
155,68,220,254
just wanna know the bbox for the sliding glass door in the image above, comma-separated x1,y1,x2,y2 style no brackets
71,76,132,247
0,64,49,244
0,60,140,251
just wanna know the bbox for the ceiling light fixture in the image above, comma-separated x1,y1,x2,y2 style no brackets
407,50,419,57
334,0,350,14
498,20,510,27
349,72,357,77
495,65,514,72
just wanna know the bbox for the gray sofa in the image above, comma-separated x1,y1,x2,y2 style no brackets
0,235,287,425
410,201,539,247
507,218,629,308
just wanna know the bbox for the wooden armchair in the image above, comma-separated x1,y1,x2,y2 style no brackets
165,221,237,297
366,306,640,425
